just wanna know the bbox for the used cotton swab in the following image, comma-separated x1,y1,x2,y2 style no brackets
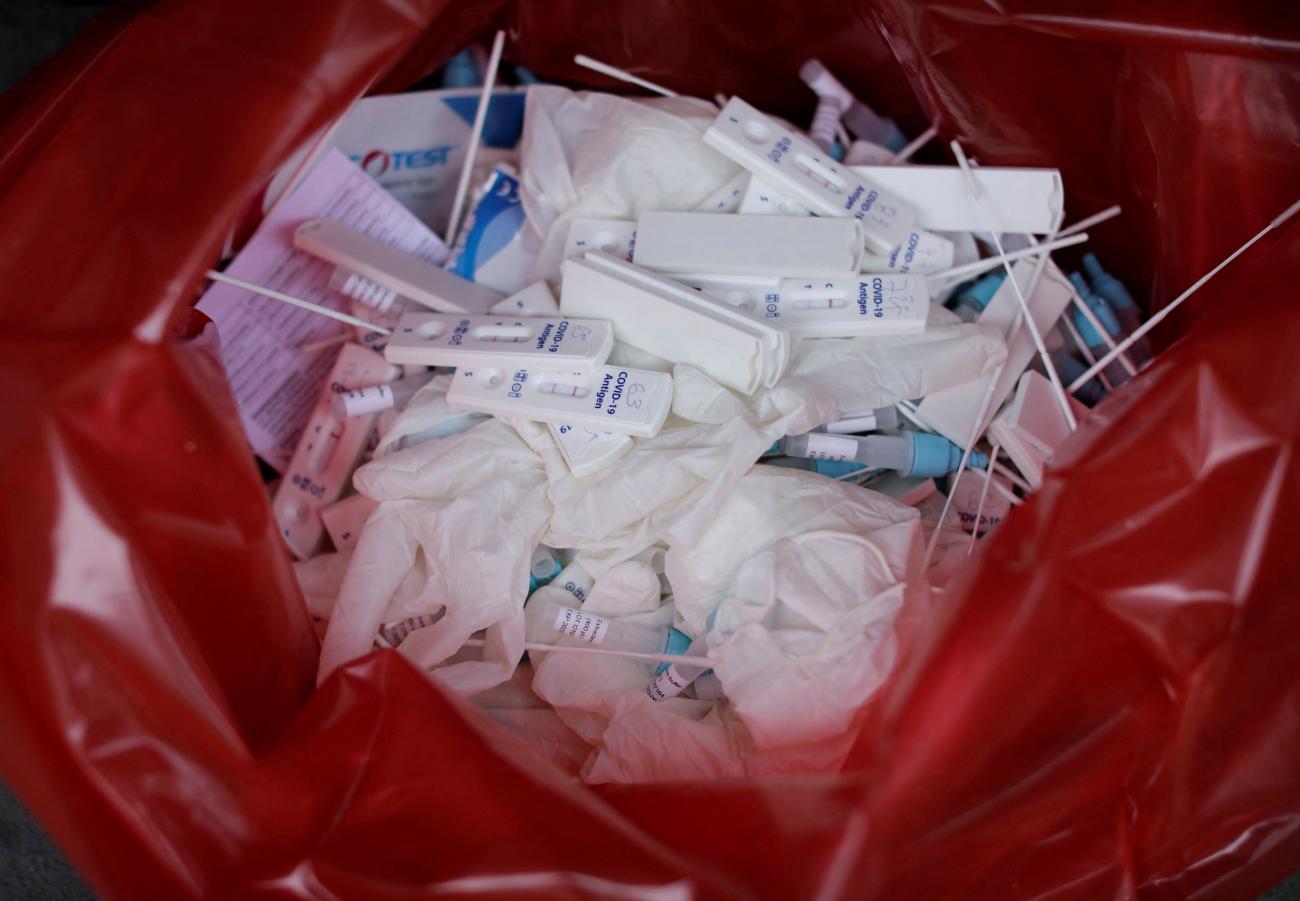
1068,197,1300,392
1058,311,1116,392
1064,279,1138,378
204,270,391,334
890,126,938,164
925,232,1089,284
1057,204,1121,238
966,444,1000,555
951,140,1077,431
574,53,678,98
445,29,507,247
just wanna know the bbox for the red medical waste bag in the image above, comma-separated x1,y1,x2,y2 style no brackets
2,0,1299,897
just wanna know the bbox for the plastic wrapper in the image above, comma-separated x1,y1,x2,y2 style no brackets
1,0,1298,897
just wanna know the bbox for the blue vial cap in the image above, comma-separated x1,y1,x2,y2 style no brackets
1082,253,1138,312
443,49,481,88
514,65,541,86
956,271,1006,314
830,138,845,162
882,122,907,153
762,440,782,457
1052,351,1107,406
908,433,987,478
1067,271,1092,302
657,627,693,675
1068,280,1123,348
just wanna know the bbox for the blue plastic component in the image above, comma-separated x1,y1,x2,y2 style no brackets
442,49,481,88
830,138,844,162
1052,350,1106,406
880,122,907,152
514,65,541,85
813,459,868,478
1068,272,1123,347
657,627,694,675
763,441,782,457
1082,253,1138,312
907,432,988,478
440,93,527,149
953,271,1006,316
527,558,562,595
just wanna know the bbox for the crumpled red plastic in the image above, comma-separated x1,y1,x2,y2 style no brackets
2,0,1298,897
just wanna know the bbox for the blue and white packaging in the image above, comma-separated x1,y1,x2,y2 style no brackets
266,87,526,235
447,166,541,295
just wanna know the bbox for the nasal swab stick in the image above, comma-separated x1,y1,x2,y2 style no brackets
896,399,936,433
891,126,938,164
1058,205,1121,238
967,444,1000,554
989,478,1022,506
993,459,1033,493
925,232,1088,284
1059,310,1116,392
922,187,1066,572
204,270,392,334
835,121,852,151
445,29,506,246
921,361,1005,570
299,332,352,354
574,54,678,98
1068,197,1300,392
1066,279,1138,377
951,140,1077,431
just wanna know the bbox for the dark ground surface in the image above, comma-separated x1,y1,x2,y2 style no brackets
1,2,1297,899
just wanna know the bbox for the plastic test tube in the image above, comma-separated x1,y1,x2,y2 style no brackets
778,431,988,478
331,374,433,418
529,545,564,593
798,59,906,151
646,635,710,701
525,598,672,655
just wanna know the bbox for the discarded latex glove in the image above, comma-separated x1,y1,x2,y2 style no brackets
579,560,662,617
317,419,551,694
529,597,677,747
519,85,739,283
671,466,923,748
537,321,1004,554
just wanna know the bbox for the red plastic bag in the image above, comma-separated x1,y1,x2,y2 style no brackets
3,1,1299,897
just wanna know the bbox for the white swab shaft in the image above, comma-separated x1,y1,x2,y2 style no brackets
204,270,390,333
1058,205,1121,238
574,54,678,97
951,140,1077,431
445,30,506,246
966,443,1000,554
921,357,1005,570
992,460,1033,493
926,232,1088,284
1068,197,1300,392
891,126,937,164
1067,283,1138,377
1059,311,1115,393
